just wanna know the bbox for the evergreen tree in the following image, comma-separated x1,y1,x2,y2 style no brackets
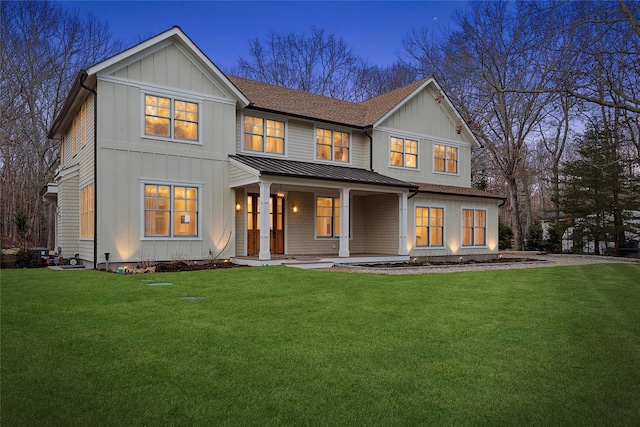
560,124,640,255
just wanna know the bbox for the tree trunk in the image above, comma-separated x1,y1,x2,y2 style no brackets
507,178,525,250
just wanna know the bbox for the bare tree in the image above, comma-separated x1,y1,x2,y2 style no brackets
234,27,373,102
403,2,572,250
0,1,122,247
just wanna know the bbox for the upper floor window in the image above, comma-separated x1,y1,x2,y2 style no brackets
316,128,349,163
316,196,340,238
244,116,285,154
434,144,458,173
462,208,486,246
144,183,199,238
390,136,418,169
415,206,444,247
144,95,198,141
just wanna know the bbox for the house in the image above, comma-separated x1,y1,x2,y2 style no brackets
45,27,504,269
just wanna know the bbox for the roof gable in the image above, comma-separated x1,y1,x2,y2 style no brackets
229,76,481,148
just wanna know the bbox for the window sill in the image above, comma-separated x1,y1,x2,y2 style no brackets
141,135,202,145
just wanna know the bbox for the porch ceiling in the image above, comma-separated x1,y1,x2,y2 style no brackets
230,154,417,189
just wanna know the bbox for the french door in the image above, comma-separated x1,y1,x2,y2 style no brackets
246,194,285,255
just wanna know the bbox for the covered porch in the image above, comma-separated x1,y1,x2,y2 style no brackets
229,155,417,262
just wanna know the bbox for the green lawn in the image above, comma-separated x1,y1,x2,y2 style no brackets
1,264,639,426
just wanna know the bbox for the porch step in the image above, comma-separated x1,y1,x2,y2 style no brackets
282,258,335,269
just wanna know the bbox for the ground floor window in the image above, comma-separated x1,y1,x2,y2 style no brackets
462,208,486,246
415,206,443,247
80,183,94,238
316,196,340,237
144,183,198,237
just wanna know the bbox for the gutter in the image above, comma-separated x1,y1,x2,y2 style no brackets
79,72,98,270
363,127,374,171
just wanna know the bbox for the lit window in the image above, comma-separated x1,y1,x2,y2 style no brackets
462,209,486,246
144,184,198,237
316,128,349,162
390,137,418,168
316,197,340,237
144,95,198,141
80,184,94,238
243,116,285,154
434,144,458,173
415,206,443,247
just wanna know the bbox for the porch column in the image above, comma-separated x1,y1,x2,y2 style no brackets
398,192,409,255
339,187,350,257
259,180,271,260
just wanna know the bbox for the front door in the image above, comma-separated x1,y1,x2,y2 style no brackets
247,194,285,255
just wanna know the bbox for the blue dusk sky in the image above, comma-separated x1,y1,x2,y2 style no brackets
57,0,465,71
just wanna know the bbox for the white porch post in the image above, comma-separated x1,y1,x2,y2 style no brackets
398,192,409,255
259,181,271,260
339,187,351,257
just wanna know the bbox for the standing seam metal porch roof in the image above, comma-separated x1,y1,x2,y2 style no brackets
229,155,418,189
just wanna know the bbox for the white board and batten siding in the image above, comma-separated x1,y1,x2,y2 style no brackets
95,43,238,264
372,85,473,188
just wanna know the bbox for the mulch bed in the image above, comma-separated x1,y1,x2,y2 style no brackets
356,257,539,268
154,261,246,273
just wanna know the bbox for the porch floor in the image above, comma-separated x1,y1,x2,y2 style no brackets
231,253,410,268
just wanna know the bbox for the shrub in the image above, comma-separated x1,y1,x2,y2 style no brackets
498,220,513,250
526,222,545,251
15,249,36,268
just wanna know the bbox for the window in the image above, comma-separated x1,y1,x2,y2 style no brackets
144,94,198,141
390,136,418,168
415,206,444,247
316,128,349,162
81,103,86,147
434,144,458,173
73,115,78,154
462,209,486,246
243,116,285,154
80,184,94,238
144,184,198,237
316,197,340,237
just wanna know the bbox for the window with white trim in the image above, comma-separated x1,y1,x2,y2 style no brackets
316,197,340,237
415,206,443,247
462,209,486,246
390,136,418,168
80,184,94,238
434,144,458,173
144,94,199,141
144,184,198,237
316,128,349,162
243,116,285,154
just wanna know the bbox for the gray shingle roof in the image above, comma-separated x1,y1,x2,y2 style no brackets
230,155,418,189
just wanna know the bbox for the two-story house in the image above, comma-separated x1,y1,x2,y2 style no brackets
45,26,503,269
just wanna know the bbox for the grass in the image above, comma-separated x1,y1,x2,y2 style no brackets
1,264,640,426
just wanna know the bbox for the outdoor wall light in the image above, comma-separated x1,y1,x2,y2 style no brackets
235,201,241,211
292,204,298,214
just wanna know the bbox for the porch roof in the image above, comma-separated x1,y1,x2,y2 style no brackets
414,182,506,200
230,154,418,189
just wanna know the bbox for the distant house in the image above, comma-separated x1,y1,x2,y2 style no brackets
44,27,504,269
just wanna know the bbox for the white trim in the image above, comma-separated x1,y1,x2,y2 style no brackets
460,206,488,248
55,164,80,182
373,80,430,128
139,179,204,241
414,203,446,249
377,126,471,149
98,75,236,106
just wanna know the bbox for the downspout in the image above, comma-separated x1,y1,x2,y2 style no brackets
363,127,374,171
407,187,419,200
80,72,98,270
